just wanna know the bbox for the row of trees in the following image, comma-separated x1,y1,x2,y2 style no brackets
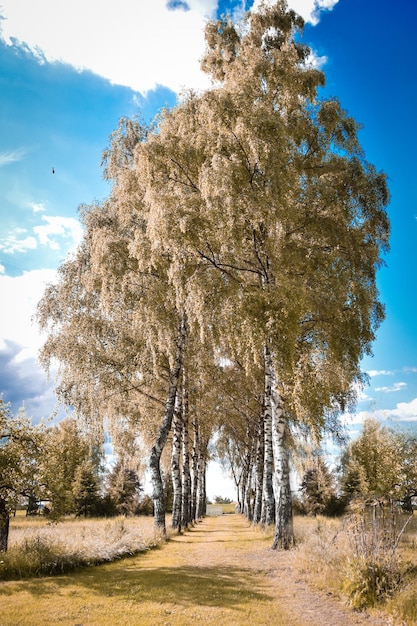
293,418,417,517
36,1,390,548
0,401,146,551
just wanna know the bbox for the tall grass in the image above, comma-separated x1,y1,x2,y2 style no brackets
1,515,163,580
293,507,417,624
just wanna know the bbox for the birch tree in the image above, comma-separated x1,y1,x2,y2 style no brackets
37,119,204,534
133,1,389,548
37,1,389,548
38,121,185,533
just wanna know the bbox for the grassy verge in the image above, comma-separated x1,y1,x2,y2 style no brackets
0,514,301,626
292,510,417,625
1,514,163,580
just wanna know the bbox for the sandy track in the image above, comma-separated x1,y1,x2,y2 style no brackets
140,513,390,626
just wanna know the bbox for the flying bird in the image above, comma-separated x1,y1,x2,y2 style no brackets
52,167,55,174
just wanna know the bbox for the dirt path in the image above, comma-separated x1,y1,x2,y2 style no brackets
0,514,391,626
146,514,390,626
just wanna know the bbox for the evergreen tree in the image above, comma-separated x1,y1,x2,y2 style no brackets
41,418,103,518
299,456,337,516
106,462,142,516
72,459,102,517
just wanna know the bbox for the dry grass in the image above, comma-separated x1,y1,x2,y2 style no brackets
293,515,344,594
0,515,300,626
2,511,416,624
9,511,158,552
1,513,162,579
292,511,417,625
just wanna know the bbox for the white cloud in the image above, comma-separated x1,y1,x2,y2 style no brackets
0,232,38,254
0,268,57,356
367,369,394,377
0,0,338,96
390,398,417,422
306,50,327,69
33,215,83,251
0,214,83,257
310,0,338,25
31,202,46,214
0,0,218,95
375,382,407,393
0,268,64,422
0,148,27,167
344,397,417,427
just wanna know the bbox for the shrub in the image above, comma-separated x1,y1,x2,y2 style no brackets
137,495,154,516
389,579,417,623
340,500,407,609
341,555,401,609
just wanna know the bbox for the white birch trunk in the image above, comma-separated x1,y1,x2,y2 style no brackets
243,461,253,521
266,350,294,550
253,412,264,525
239,469,246,516
271,393,294,549
149,314,187,534
262,346,275,526
181,372,191,529
242,426,255,520
196,450,207,519
191,417,199,522
171,391,183,531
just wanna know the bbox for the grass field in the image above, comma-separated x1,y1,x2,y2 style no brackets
0,513,359,626
293,508,417,624
1,508,417,624
1,512,161,580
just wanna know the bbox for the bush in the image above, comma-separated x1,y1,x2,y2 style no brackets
341,500,407,609
137,495,154,516
389,579,417,623
325,494,349,517
293,493,347,517
341,555,402,609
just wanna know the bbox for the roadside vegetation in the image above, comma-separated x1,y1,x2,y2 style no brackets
0,513,162,580
2,508,416,624
293,508,417,625
291,417,417,623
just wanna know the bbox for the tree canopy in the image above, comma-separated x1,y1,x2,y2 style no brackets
0,399,44,550
340,418,417,510
37,1,390,548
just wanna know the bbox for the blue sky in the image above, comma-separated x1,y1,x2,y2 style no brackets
1,0,416,469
